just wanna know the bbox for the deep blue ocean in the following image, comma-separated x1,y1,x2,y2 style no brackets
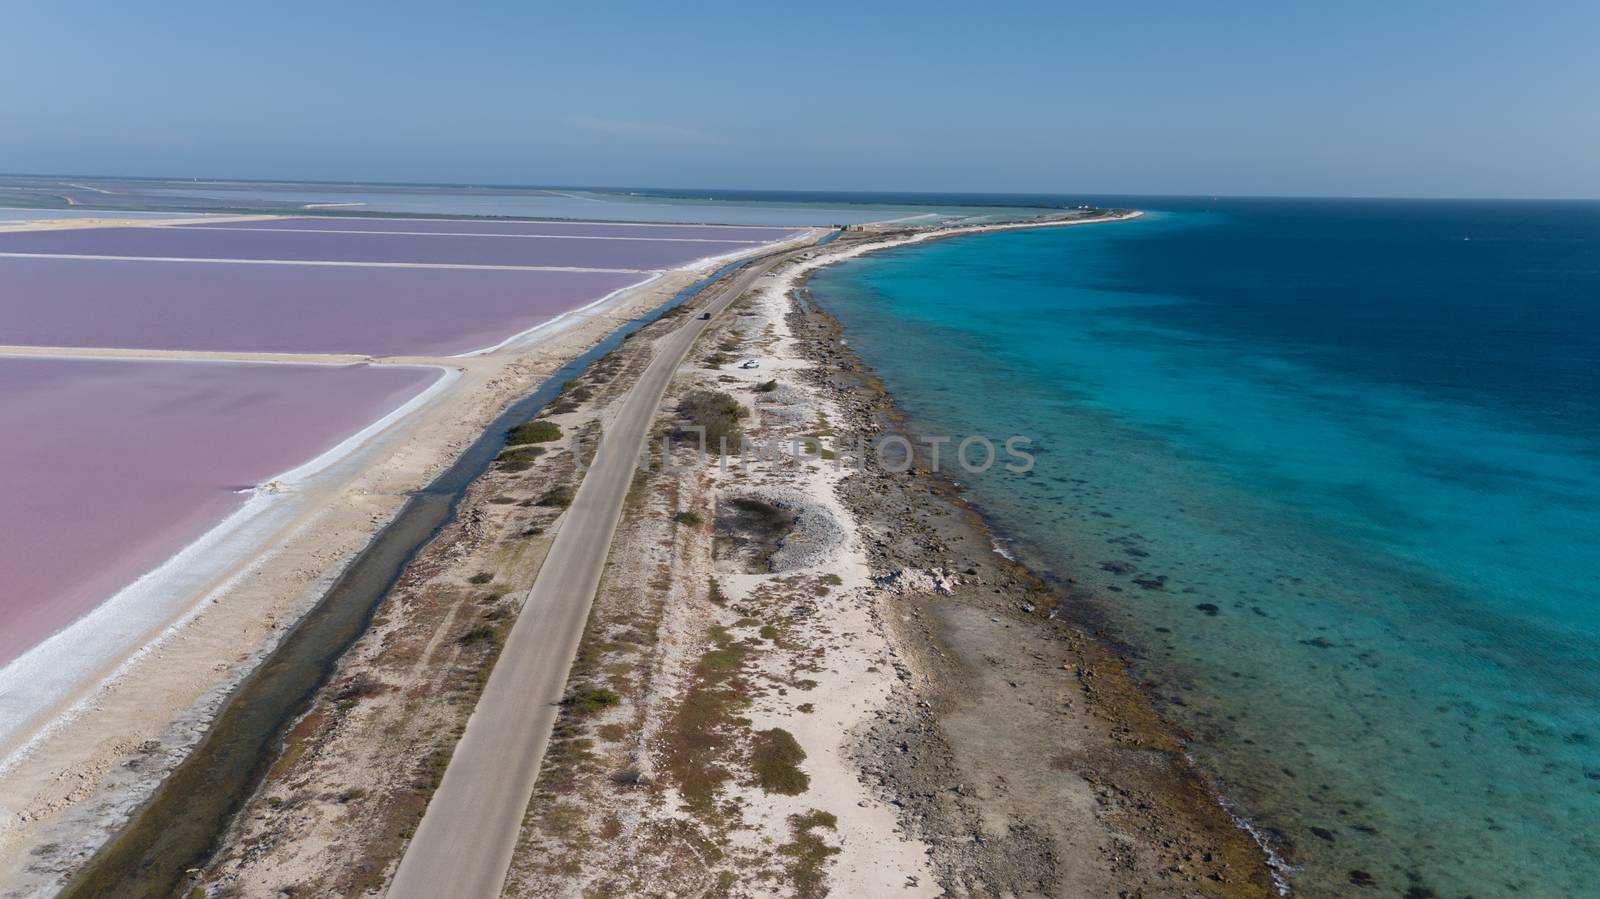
808,199,1600,898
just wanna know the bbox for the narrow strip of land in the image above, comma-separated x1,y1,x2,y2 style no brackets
387,242,815,899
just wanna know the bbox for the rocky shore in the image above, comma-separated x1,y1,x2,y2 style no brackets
785,262,1280,896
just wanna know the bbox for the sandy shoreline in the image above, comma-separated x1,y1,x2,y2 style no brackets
786,222,1284,894
773,221,1279,894
0,229,818,890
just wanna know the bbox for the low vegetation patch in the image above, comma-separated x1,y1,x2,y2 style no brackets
537,485,575,508
507,419,562,446
457,624,501,646
678,389,747,449
800,436,836,461
565,687,621,716
549,382,591,414
674,510,703,527
332,675,386,709
750,727,809,795
780,810,840,899
660,626,755,811
496,446,545,471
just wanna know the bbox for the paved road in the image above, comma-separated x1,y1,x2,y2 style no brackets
388,243,812,899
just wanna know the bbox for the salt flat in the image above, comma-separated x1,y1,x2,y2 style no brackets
0,214,813,890
0,356,441,669
0,225,763,269
183,216,805,242
0,256,646,355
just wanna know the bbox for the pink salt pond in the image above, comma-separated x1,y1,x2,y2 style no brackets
0,257,647,355
182,216,805,242
0,225,757,270
0,356,441,668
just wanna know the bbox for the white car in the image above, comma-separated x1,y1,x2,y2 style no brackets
739,359,760,370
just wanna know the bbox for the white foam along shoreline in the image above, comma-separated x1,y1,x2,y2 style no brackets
0,363,458,775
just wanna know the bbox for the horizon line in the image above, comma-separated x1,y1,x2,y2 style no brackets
3,172,1597,206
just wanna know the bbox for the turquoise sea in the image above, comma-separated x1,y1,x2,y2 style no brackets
809,199,1600,898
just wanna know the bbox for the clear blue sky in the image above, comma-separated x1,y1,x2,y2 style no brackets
3,1,1596,198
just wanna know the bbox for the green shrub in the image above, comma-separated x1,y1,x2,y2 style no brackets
678,389,748,450
751,728,809,795
457,624,499,646
496,446,545,471
780,810,840,899
537,485,574,508
567,687,621,715
506,419,562,446
333,676,385,707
